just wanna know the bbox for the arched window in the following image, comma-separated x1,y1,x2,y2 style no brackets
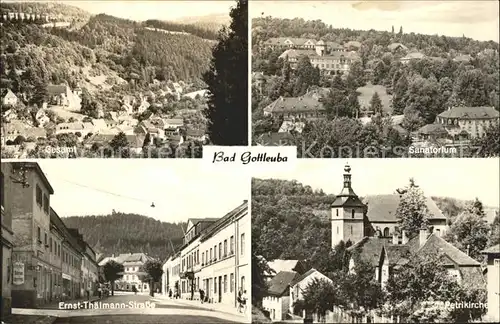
383,227,390,237
436,229,441,236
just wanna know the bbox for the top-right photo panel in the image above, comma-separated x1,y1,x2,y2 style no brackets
251,1,499,158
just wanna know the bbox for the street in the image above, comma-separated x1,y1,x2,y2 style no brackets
8,292,245,324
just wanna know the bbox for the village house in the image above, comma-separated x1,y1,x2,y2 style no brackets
400,52,425,64
46,84,73,107
164,118,184,136
387,43,408,52
343,41,362,51
261,37,344,52
416,106,499,143
35,110,50,127
289,269,332,316
185,129,206,142
262,271,298,322
55,122,94,139
1,88,18,106
2,121,27,144
263,96,326,121
481,245,500,322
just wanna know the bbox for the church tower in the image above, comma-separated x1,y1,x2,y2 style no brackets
331,164,367,248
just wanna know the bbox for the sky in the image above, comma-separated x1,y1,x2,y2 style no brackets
7,0,234,21
253,159,500,207
36,160,249,223
251,0,500,42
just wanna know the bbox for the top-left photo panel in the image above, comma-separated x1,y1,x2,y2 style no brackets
0,0,248,159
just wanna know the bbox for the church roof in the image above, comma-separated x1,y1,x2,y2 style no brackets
363,194,446,222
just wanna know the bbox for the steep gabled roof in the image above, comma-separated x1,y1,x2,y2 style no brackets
290,268,318,286
363,194,446,222
481,244,500,254
267,271,298,297
348,236,392,266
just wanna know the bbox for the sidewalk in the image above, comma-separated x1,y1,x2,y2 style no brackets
153,294,250,320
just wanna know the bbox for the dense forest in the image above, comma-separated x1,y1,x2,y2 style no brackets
62,213,185,261
251,17,500,157
0,1,91,21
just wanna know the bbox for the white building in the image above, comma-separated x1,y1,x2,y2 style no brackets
162,253,181,297
262,271,298,321
163,201,250,312
289,268,332,315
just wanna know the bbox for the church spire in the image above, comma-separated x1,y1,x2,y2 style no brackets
343,164,352,189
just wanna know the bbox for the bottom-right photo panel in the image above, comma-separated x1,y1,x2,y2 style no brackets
251,159,500,324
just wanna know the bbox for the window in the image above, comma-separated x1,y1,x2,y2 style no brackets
43,194,49,214
210,248,212,261
49,238,52,252
240,233,245,256
197,250,199,264
350,226,353,235
230,236,234,254
351,209,355,218
241,276,245,291
44,233,47,246
224,240,227,257
224,275,227,293
383,228,390,237
337,226,339,234
36,185,42,206
219,243,222,259
230,273,234,292
336,209,338,217
214,245,217,259
214,277,217,293
37,227,41,243
202,252,205,265
494,259,500,268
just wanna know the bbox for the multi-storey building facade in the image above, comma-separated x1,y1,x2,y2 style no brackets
163,201,250,310
99,253,152,292
278,41,359,75
1,164,14,316
482,245,500,322
1,162,95,308
162,252,181,297
417,106,500,143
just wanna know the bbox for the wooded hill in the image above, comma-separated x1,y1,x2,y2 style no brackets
0,2,218,99
62,213,185,262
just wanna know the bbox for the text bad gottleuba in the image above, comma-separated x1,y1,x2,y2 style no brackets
212,151,288,164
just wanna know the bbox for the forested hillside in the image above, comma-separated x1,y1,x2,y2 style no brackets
0,1,91,21
62,213,185,261
252,178,336,263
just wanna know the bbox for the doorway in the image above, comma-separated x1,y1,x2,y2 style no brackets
218,276,222,303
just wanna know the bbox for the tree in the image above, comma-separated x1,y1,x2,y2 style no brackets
13,135,26,145
141,259,164,297
473,121,500,157
444,201,490,261
110,132,130,158
395,179,430,237
203,0,248,145
103,260,124,296
369,92,383,115
488,213,500,247
252,254,270,307
381,254,486,323
301,278,337,321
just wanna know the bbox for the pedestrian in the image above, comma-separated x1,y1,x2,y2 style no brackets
199,289,205,304
132,285,137,295
97,286,102,299
237,290,242,313
241,290,248,314
169,289,172,298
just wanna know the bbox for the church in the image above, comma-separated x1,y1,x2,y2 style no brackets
330,164,448,248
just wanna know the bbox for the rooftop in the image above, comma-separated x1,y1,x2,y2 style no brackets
438,106,499,119
267,271,298,297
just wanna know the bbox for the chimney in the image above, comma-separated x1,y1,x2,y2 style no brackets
402,230,409,244
392,232,399,245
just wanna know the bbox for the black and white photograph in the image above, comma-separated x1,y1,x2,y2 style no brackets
0,0,248,159
251,1,500,158
1,160,251,323
251,159,500,323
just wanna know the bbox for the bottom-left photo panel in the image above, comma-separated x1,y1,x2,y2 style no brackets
1,160,251,324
